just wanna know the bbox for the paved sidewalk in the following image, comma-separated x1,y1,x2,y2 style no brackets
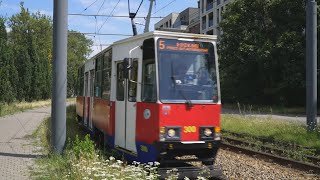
222,108,320,124
0,106,51,180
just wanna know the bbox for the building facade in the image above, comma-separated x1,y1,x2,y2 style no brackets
199,0,233,35
154,13,180,30
154,8,200,34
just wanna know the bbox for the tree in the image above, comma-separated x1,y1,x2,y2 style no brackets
8,3,53,101
30,12,52,100
67,31,93,97
8,3,33,101
2,3,92,102
219,0,306,106
0,17,15,103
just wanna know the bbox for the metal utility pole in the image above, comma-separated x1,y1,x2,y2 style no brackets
144,0,154,33
306,0,317,131
52,0,68,153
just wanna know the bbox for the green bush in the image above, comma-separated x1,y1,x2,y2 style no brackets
71,135,95,160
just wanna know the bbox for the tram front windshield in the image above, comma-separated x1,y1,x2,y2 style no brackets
157,38,218,103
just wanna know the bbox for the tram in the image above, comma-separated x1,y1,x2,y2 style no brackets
76,31,222,178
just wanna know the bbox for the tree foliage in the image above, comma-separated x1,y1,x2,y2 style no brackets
219,0,308,106
67,31,93,97
0,3,92,103
0,16,15,103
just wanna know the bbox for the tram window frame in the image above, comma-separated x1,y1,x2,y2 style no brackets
95,56,103,98
141,38,157,102
128,60,138,102
78,66,84,96
116,62,125,101
102,50,112,100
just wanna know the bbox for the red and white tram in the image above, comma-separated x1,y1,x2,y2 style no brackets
76,31,222,178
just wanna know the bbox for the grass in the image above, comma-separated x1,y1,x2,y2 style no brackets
221,114,320,149
32,104,83,154
0,98,75,117
31,105,165,180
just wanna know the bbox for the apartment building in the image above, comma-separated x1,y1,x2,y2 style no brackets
199,0,233,35
154,13,180,30
154,8,200,33
187,8,200,34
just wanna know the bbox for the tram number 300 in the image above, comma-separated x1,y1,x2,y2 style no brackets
183,126,197,133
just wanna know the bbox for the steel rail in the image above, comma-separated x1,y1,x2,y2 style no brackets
221,140,320,174
222,130,317,151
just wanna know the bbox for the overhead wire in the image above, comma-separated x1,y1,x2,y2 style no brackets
69,32,132,36
96,0,107,51
68,13,163,18
97,0,121,33
97,0,107,14
152,0,176,15
81,0,100,12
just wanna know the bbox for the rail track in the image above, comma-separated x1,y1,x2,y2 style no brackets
221,133,320,174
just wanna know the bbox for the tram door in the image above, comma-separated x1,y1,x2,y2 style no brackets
84,72,89,127
115,60,138,153
89,70,95,130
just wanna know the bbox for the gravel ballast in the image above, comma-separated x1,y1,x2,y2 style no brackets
215,149,320,179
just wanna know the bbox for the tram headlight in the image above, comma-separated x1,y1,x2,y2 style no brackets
200,127,214,139
167,129,176,137
204,128,212,137
163,127,180,140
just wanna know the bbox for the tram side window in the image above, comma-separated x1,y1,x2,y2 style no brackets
78,66,84,96
95,56,103,97
102,50,112,100
116,63,125,101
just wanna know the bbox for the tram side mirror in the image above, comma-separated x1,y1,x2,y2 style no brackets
123,58,132,79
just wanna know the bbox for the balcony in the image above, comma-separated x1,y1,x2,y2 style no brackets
206,2,213,11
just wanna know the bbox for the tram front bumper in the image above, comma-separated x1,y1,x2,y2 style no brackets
155,140,220,161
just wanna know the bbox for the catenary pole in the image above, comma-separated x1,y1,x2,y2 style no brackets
52,0,68,153
144,0,154,33
306,0,317,131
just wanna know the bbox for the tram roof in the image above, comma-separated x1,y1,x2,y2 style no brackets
113,31,217,46
89,31,217,60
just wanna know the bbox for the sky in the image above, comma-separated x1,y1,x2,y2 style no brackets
0,0,198,57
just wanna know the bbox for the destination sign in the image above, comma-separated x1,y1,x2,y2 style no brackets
158,39,209,53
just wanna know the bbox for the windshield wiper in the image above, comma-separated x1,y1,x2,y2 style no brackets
171,62,193,108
